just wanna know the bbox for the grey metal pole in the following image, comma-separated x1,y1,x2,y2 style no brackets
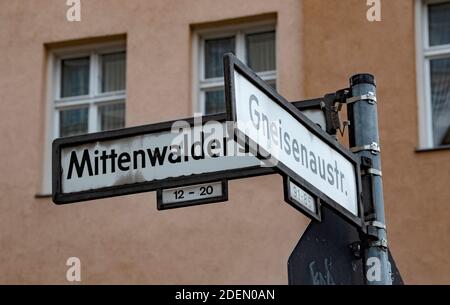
347,74,392,285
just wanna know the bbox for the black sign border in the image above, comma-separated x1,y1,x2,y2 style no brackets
52,113,274,205
283,176,321,222
224,53,364,229
156,179,228,210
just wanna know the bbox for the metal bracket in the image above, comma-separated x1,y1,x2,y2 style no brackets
361,168,382,176
338,120,350,137
360,157,381,176
346,93,377,105
364,221,388,247
349,242,362,259
368,239,388,249
351,142,380,155
322,93,342,136
365,220,386,230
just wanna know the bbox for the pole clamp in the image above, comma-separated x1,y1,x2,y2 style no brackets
361,168,382,176
365,220,387,239
365,221,386,230
351,142,380,155
346,93,377,105
368,239,388,249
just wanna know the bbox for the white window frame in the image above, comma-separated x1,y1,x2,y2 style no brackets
192,20,277,114
40,41,126,195
416,0,450,148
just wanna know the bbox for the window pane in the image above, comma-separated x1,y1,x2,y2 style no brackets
246,31,276,72
430,57,450,146
59,108,88,137
98,102,125,131
204,37,235,78
61,57,90,98
101,52,126,93
205,89,226,115
428,3,450,46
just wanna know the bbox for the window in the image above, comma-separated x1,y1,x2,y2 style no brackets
195,23,276,115
53,45,126,138
40,41,126,195
417,0,450,148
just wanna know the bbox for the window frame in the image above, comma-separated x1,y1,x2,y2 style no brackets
40,41,126,195
53,43,126,137
416,0,450,148
192,20,277,114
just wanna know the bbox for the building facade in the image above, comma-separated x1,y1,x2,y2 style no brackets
0,0,449,284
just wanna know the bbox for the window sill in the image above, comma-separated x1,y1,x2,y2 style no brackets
415,145,450,153
35,193,52,199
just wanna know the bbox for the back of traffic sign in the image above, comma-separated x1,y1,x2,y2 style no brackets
288,207,403,285
288,207,365,285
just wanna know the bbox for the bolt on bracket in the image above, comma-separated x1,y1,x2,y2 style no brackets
346,92,377,105
361,168,382,177
351,142,380,155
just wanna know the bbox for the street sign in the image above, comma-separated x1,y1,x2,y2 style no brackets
283,176,321,221
288,207,403,285
52,102,330,206
52,114,273,204
224,53,363,227
157,180,227,210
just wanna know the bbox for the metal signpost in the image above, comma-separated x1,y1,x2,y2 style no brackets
347,74,392,285
52,52,399,285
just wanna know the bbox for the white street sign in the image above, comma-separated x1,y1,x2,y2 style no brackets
53,117,267,204
224,54,361,224
59,124,257,194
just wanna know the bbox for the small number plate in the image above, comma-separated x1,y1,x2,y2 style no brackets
157,180,228,210
283,176,321,221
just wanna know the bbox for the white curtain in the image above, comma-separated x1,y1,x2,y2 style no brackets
246,31,276,72
430,58,450,146
102,52,126,92
204,37,235,78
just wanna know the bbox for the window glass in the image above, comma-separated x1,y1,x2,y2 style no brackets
61,57,90,98
101,52,126,93
200,28,276,116
246,31,276,72
205,89,226,114
204,37,235,78
59,108,89,137
428,3,450,47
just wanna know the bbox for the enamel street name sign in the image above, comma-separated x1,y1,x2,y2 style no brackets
224,53,363,227
52,114,273,205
